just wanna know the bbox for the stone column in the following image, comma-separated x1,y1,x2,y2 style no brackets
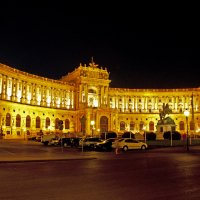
6,77,12,100
101,86,104,105
0,74,2,98
50,88,55,107
71,91,74,109
135,96,138,112
11,78,16,101
16,80,22,102
31,83,36,105
79,84,82,103
2,75,7,99
116,95,118,109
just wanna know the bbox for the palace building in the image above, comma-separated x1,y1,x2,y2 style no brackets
0,60,200,139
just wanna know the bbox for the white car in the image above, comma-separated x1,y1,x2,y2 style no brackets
48,137,60,146
112,138,148,151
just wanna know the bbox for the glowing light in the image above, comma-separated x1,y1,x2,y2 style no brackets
46,96,51,104
17,90,22,99
27,93,31,101
184,109,190,117
91,120,95,126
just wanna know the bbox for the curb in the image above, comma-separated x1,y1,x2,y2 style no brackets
0,157,97,164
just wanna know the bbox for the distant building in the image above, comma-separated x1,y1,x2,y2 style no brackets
0,60,199,139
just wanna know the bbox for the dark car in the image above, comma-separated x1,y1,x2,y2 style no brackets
79,137,103,150
60,137,81,147
94,138,114,151
100,131,117,140
59,138,71,147
70,138,81,147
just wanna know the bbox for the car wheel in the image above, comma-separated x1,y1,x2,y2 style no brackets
43,141,48,146
102,146,106,151
123,146,128,151
141,145,146,150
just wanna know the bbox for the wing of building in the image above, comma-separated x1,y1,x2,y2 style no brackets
0,61,199,139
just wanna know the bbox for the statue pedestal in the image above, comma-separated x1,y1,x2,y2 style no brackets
156,125,172,140
156,117,176,140
156,132,164,140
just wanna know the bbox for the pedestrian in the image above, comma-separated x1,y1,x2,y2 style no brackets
115,139,120,155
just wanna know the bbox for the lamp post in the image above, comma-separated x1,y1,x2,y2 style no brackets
48,126,51,134
184,109,190,151
170,129,173,147
143,126,146,143
97,129,100,138
91,120,95,137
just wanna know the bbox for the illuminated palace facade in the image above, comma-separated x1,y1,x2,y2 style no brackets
0,61,200,139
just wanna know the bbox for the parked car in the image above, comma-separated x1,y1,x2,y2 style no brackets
41,134,58,145
100,131,117,140
112,138,148,151
70,137,81,147
94,138,113,151
107,138,118,144
35,136,42,142
49,137,60,146
59,138,72,147
79,137,103,149
59,137,81,147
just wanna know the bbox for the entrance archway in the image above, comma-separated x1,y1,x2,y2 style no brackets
100,116,108,133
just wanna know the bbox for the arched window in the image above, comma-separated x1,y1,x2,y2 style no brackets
130,121,135,131
120,121,125,131
16,114,21,127
46,117,50,128
6,113,11,126
88,89,96,94
65,119,70,129
26,115,31,128
36,116,40,128
179,121,184,131
139,121,144,131
149,121,154,131
100,116,108,133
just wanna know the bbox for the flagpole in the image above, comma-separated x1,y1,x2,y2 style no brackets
191,93,195,143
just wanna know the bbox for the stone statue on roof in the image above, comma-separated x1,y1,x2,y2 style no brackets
89,57,98,68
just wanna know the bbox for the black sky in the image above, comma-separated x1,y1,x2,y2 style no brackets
0,9,200,89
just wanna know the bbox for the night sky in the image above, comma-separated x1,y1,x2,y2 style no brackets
1,9,200,89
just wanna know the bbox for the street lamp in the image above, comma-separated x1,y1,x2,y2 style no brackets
48,126,51,135
143,126,146,143
91,120,95,137
184,109,190,151
97,129,100,138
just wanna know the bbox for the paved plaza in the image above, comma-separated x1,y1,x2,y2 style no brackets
1,139,200,163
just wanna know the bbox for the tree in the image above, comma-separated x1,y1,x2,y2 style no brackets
163,131,181,140
122,132,135,139
146,132,156,140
